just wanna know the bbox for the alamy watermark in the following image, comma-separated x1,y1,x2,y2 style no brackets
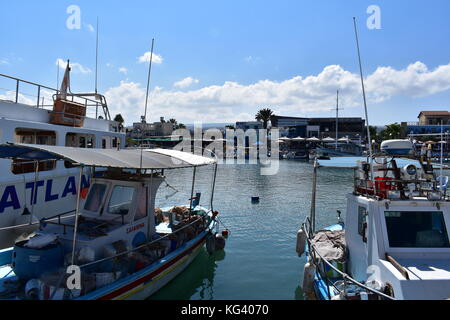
170,124,280,176
66,5,81,30
367,5,382,30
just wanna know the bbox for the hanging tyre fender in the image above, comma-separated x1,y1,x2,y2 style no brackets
296,229,307,256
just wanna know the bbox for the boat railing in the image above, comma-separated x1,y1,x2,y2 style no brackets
302,217,395,300
77,213,212,271
353,173,449,201
0,73,111,120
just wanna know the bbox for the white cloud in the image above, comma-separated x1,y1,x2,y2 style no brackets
56,58,92,74
0,58,9,65
173,77,199,89
104,61,450,125
137,52,163,64
118,67,128,75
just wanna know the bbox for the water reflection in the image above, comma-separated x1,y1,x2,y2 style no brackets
150,248,225,300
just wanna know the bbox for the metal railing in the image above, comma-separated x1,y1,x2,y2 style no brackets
303,217,395,300
353,174,449,201
0,73,111,120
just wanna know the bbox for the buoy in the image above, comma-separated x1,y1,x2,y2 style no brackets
215,234,226,251
296,229,307,256
251,197,260,203
302,261,316,294
221,229,230,238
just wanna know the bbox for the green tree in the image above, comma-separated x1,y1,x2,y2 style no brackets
255,108,274,129
379,123,402,141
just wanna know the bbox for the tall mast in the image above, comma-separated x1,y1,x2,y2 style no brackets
353,17,375,182
336,90,339,150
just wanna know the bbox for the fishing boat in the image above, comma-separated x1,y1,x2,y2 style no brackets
0,143,224,300
0,66,125,248
296,140,450,300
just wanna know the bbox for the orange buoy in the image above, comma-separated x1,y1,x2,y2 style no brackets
222,229,230,237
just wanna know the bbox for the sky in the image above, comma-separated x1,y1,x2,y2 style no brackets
0,0,450,126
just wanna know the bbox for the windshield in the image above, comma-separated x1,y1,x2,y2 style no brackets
107,185,135,215
385,211,450,248
84,183,107,212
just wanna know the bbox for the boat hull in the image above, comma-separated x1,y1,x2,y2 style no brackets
81,231,209,300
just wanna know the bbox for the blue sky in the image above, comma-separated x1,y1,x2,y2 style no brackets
1,0,450,126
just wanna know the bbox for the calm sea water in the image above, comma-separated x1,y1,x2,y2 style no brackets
150,160,354,300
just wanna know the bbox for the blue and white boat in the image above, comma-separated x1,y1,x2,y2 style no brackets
0,144,225,300
297,141,450,300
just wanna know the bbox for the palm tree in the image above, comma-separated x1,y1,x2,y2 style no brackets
113,114,125,132
380,123,402,141
255,108,274,129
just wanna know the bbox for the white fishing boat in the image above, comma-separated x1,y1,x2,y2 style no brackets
297,140,450,300
0,143,224,300
0,66,125,248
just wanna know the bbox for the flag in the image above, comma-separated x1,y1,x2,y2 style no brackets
59,60,71,100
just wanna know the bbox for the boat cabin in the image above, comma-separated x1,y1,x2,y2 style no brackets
345,157,450,299
39,172,164,262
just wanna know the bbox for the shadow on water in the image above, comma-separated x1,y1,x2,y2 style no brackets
149,248,226,300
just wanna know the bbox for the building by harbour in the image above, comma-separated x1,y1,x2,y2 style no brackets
270,115,365,141
128,117,175,140
401,111,450,137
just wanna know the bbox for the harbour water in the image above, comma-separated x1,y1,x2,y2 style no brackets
151,160,354,300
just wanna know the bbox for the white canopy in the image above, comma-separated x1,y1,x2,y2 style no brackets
279,137,291,141
322,137,335,142
0,143,216,169
292,137,306,141
307,137,320,142
338,137,350,142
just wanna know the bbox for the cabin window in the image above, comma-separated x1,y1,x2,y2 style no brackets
66,133,95,148
12,129,57,174
15,128,56,145
107,186,135,216
134,189,148,220
385,211,450,248
358,206,367,237
84,183,107,212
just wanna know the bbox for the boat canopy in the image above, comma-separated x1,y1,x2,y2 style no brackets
0,143,216,169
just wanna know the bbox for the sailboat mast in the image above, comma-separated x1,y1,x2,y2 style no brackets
336,90,339,150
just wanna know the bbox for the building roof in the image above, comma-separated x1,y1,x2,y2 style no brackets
418,111,450,118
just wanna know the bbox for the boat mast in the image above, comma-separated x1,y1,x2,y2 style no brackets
353,17,375,183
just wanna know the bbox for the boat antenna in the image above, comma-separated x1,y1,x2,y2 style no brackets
144,38,155,123
353,17,375,181
140,38,155,170
95,17,99,95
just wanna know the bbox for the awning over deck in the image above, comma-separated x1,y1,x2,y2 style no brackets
0,143,216,169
